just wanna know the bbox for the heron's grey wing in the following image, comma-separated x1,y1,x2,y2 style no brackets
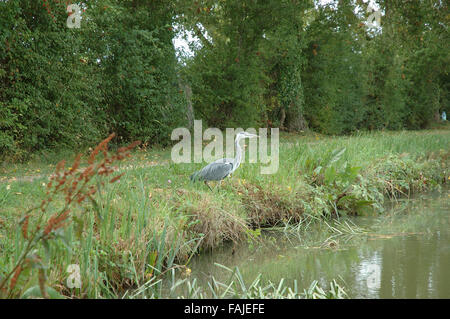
193,161,233,181
213,158,237,173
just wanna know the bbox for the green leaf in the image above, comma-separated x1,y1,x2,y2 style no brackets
54,228,72,252
21,285,65,299
328,148,346,166
355,200,375,207
88,196,103,221
313,166,322,175
324,166,336,184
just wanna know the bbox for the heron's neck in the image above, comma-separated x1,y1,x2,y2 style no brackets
233,137,242,167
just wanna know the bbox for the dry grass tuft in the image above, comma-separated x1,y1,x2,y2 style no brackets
180,193,247,249
237,181,304,227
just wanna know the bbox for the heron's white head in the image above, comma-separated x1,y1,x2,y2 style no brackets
236,131,258,141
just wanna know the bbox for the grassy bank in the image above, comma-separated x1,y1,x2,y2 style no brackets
0,129,449,298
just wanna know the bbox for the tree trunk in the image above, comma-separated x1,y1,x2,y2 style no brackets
280,108,286,129
178,80,194,129
286,102,308,131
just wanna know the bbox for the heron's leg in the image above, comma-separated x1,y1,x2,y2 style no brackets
204,181,213,191
215,180,223,193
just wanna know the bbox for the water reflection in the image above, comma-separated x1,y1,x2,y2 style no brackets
187,188,450,298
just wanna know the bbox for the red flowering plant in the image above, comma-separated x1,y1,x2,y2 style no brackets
0,133,140,298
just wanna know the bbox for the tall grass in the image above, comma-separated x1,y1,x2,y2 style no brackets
125,263,348,299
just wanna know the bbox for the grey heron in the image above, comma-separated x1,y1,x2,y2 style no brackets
190,131,258,190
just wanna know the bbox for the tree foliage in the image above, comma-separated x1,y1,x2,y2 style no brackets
1,0,185,159
1,0,448,159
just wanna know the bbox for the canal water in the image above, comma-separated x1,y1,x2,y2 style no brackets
186,187,450,298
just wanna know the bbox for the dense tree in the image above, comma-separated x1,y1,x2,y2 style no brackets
302,0,369,134
1,0,186,159
0,1,106,158
177,0,313,130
